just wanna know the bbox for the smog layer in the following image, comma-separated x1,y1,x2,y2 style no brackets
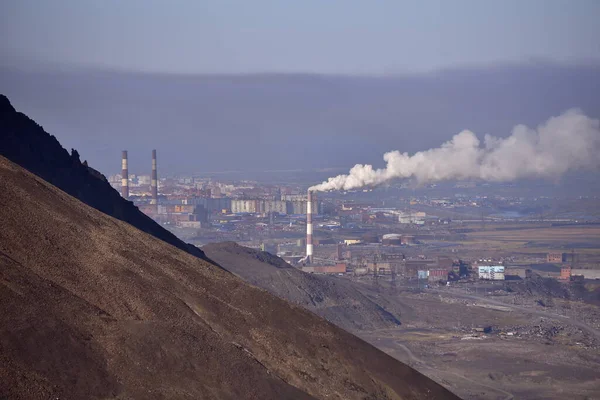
311,110,600,191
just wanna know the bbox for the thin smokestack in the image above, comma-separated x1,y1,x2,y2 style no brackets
121,150,129,199
151,149,158,205
306,190,314,264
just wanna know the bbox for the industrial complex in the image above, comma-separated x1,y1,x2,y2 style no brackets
111,151,600,289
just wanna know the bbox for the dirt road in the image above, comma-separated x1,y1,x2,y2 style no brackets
393,341,515,400
437,288,600,340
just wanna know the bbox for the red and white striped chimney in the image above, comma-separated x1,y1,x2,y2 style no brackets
151,149,158,205
121,150,129,199
306,190,314,264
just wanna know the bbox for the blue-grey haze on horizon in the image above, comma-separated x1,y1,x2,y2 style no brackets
1,1,599,183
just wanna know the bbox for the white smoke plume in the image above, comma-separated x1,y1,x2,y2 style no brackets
310,109,600,192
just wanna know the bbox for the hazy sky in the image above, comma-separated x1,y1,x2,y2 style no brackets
2,0,599,74
1,2,599,180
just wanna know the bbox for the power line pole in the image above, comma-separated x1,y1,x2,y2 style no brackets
373,252,380,293
373,247,380,292
391,261,397,294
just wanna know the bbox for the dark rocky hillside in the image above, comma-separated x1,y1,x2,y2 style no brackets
0,156,459,399
0,94,207,261
203,242,402,332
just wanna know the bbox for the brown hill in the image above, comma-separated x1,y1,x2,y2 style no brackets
0,156,459,399
0,94,207,261
203,242,401,332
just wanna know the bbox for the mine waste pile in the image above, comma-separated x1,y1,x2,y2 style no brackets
203,242,402,332
0,94,459,400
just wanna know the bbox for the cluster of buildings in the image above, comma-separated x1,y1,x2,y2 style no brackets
296,254,458,279
110,151,599,284
471,252,600,282
297,249,599,284
111,150,320,229
398,211,427,225
301,254,459,281
132,196,318,229
230,198,318,215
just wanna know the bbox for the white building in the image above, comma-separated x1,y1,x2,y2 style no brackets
231,199,260,213
478,266,505,280
398,211,426,224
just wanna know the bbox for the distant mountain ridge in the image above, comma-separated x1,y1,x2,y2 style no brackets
1,63,598,174
0,94,208,261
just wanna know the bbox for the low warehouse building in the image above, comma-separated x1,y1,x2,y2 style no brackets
505,267,532,280
382,234,402,245
571,269,600,280
428,269,448,282
302,264,347,274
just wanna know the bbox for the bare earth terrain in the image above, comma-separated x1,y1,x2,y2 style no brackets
0,156,457,400
205,241,600,399
356,283,600,400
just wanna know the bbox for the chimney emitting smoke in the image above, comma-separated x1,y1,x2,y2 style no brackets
306,190,314,264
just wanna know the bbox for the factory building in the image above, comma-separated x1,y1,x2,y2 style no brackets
505,267,532,280
398,211,426,224
301,264,347,274
547,252,563,263
403,259,438,277
478,266,505,280
571,269,600,280
381,234,420,246
366,261,404,275
428,269,449,282
559,266,572,280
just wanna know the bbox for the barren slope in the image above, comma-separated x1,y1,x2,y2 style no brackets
203,242,401,332
0,94,207,261
0,156,458,400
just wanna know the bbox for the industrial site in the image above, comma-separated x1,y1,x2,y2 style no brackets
111,149,600,399
3,3,600,398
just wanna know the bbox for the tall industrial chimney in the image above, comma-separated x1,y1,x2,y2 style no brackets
306,190,314,264
121,150,129,199
151,149,158,205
